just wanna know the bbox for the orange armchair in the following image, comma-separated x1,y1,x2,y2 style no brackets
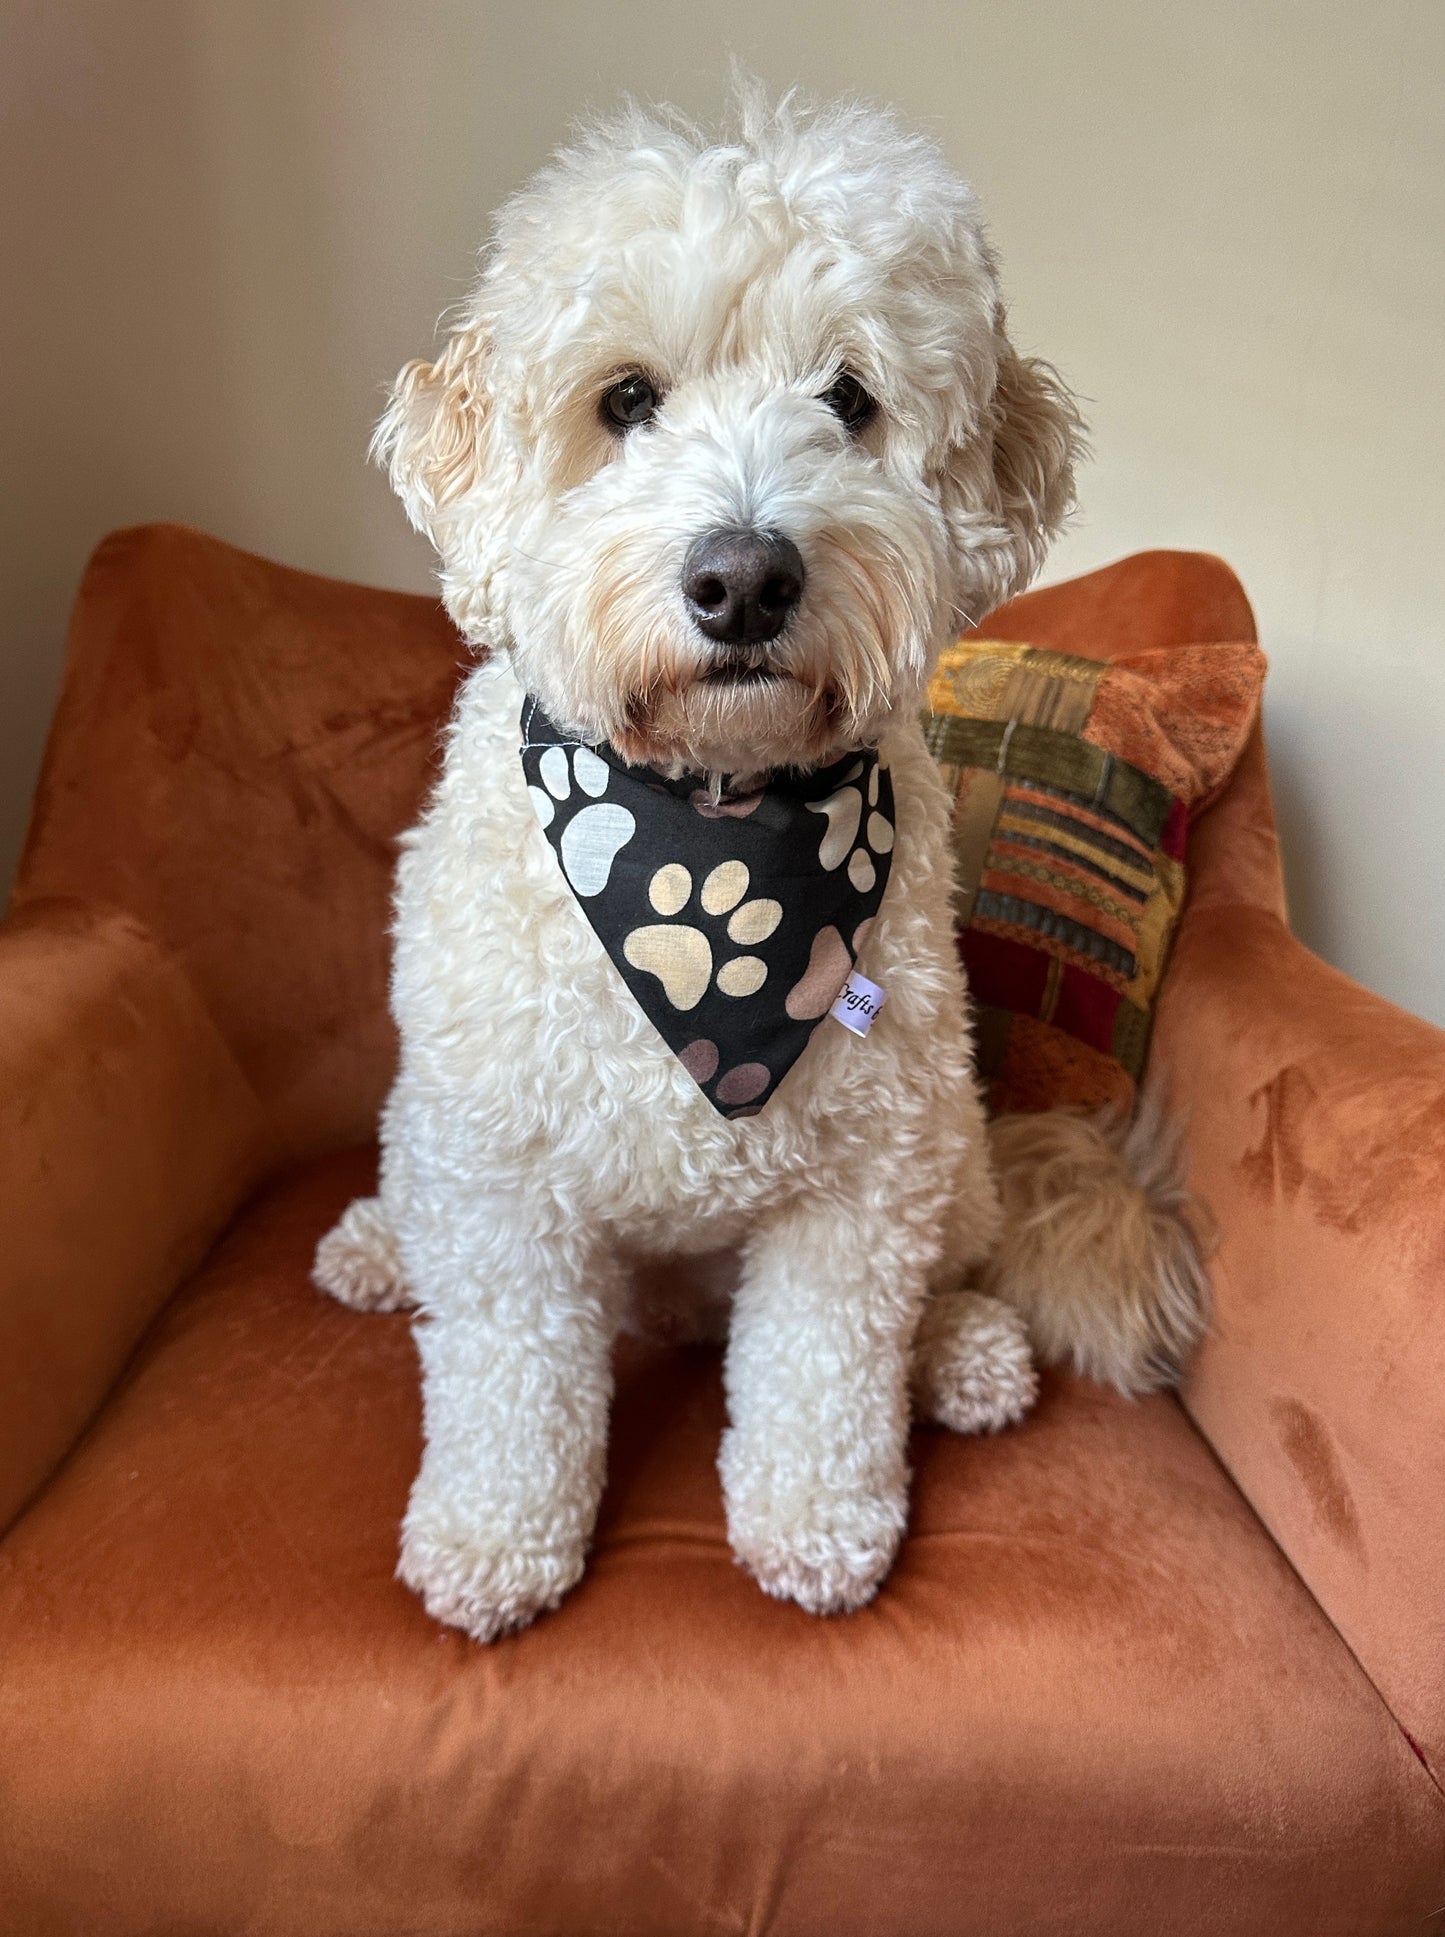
1,526,1440,1935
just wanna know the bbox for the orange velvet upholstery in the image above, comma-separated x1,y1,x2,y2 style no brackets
15,524,464,1164
2,528,1441,1932
0,898,263,1533
1161,908,1445,1780
2,1149,1440,1936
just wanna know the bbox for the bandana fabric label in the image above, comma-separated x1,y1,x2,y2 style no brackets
830,969,887,1037
519,698,895,1116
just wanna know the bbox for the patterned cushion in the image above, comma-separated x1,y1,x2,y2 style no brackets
922,637,1267,1114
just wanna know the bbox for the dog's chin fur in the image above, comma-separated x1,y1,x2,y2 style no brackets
611,669,868,776
314,84,1208,1647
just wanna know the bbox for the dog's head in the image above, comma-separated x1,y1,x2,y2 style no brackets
378,88,1081,774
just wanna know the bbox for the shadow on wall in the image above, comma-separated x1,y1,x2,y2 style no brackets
1263,693,1332,963
0,3,431,896
1266,676,1443,1027
3,7,230,890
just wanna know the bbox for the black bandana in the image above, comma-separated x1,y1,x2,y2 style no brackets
519,698,894,1116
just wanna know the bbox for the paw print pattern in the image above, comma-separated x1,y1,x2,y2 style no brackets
519,698,894,1117
808,755,894,897
527,741,636,896
622,860,779,1021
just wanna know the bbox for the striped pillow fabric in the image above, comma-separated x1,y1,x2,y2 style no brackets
922,636,1267,1114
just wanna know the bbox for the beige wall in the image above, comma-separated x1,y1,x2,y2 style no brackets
3,0,1442,1023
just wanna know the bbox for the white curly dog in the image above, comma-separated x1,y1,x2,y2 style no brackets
315,89,1200,1643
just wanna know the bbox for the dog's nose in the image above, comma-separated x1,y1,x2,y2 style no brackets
682,528,804,646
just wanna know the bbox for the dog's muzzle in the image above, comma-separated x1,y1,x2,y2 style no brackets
682,527,804,648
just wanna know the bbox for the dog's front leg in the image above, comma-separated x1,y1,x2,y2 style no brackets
720,1201,927,1615
398,1204,622,1642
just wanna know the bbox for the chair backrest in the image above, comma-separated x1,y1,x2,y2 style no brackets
14,525,463,1161
15,526,1273,1160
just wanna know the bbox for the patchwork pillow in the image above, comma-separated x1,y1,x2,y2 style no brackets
922,637,1267,1115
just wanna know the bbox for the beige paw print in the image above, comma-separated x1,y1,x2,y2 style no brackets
809,756,893,892
622,860,782,1012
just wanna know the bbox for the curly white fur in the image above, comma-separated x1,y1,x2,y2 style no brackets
315,86,1081,1641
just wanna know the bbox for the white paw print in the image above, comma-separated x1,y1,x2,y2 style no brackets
528,746,634,896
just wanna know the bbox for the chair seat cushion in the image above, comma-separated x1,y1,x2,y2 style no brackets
0,1151,1436,1936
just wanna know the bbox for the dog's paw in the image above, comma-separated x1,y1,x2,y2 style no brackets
398,1517,586,1643
724,1473,907,1616
313,1197,413,1313
911,1290,1038,1434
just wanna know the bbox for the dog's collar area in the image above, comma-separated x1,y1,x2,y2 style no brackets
522,697,874,803
519,695,894,1116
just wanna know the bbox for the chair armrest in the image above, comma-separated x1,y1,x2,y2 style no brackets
1155,901,1445,1778
0,899,264,1534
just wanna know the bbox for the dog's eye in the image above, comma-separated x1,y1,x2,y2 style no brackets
821,372,877,434
602,374,658,430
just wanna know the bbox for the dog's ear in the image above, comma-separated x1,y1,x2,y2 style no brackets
372,321,494,542
989,327,1081,584
941,315,1083,622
